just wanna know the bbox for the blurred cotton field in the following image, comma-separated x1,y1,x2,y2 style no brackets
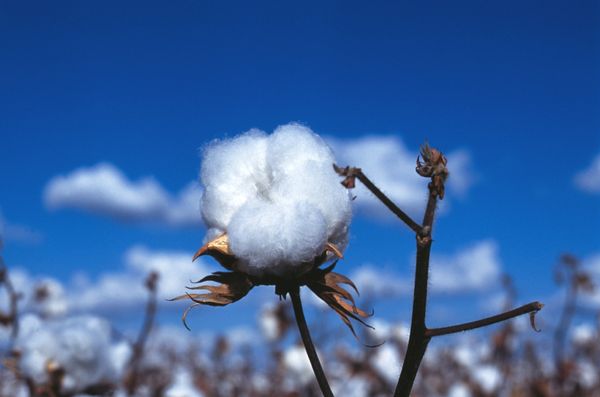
0,125,596,397
1,272,600,397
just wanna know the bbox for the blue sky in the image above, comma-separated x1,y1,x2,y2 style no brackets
0,1,599,333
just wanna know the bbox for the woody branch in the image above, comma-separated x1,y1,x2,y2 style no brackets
335,143,543,397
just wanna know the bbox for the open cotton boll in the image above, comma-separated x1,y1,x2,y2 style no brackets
267,123,335,173
228,199,328,277
200,130,269,231
17,316,120,392
200,123,352,277
270,161,351,249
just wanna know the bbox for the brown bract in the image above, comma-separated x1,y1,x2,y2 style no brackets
416,143,449,199
173,233,371,335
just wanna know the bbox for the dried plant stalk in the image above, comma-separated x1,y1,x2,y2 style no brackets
336,142,543,397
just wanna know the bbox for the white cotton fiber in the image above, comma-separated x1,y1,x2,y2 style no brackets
17,315,121,392
201,130,269,231
200,123,351,277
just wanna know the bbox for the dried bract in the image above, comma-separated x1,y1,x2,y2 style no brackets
416,143,449,199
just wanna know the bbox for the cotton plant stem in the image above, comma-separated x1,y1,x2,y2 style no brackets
4,268,20,344
426,301,544,337
125,273,158,396
334,165,422,234
290,286,334,397
393,187,438,397
340,148,542,397
0,257,20,347
553,279,576,368
354,171,423,234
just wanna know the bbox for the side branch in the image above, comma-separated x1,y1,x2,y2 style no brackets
0,258,21,346
290,286,334,397
333,165,422,234
426,301,544,337
125,272,159,396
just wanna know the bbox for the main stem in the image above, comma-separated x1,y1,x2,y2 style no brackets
393,187,438,397
290,286,334,397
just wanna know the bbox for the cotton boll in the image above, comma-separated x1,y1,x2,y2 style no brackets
200,130,270,230
448,383,472,397
32,278,69,318
18,316,121,392
283,345,317,387
270,160,351,249
228,199,328,277
199,123,352,276
109,341,132,377
370,344,400,384
165,368,204,397
268,124,351,246
203,227,225,244
259,304,280,342
472,365,501,393
268,123,335,174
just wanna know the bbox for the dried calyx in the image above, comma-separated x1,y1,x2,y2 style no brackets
416,143,449,199
173,233,371,335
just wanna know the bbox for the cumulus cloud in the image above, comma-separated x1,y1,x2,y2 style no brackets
0,246,214,314
429,240,502,293
348,240,502,300
327,135,474,217
574,154,600,193
70,246,214,311
44,163,202,227
16,314,127,392
351,265,411,297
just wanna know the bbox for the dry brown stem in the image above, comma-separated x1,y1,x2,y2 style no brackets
0,250,22,347
124,271,159,396
289,285,334,397
337,142,543,397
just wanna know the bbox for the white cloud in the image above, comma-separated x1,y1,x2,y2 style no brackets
43,163,201,227
430,240,502,293
574,154,600,193
351,240,502,297
0,246,215,314
327,135,474,217
351,265,411,297
70,246,215,311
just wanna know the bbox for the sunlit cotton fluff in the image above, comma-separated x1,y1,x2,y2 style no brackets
17,315,125,392
200,123,352,278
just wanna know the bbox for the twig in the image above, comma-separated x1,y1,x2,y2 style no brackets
289,285,334,397
0,254,21,348
124,271,159,396
333,165,422,234
426,301,544,337
340,144,543,397
552,254,593,370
